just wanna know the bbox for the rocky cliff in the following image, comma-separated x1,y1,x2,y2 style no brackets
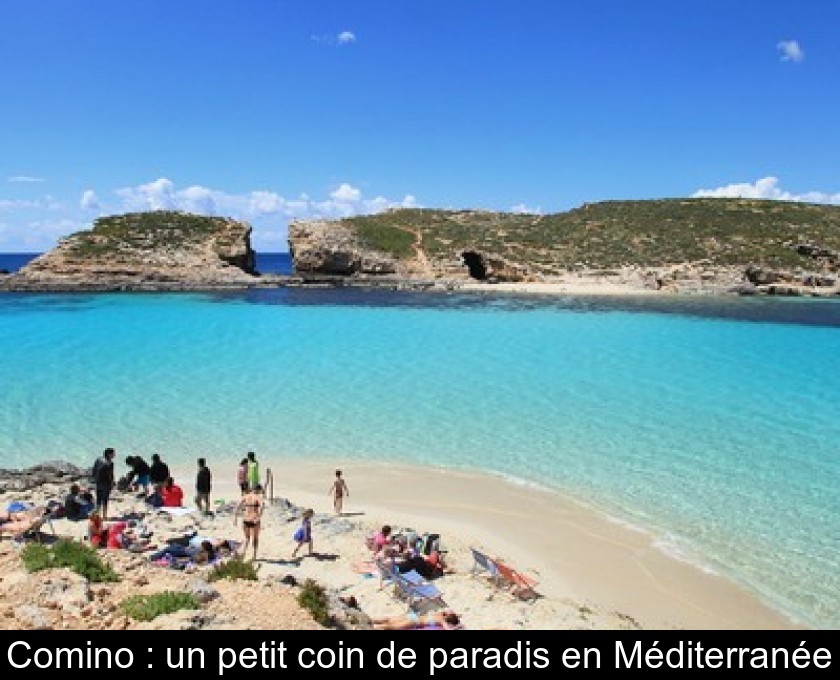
288,200,840,295
12,211,257,289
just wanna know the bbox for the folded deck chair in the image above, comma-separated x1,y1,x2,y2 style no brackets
393,569,447,612
470,547,502,586
493,559,539,602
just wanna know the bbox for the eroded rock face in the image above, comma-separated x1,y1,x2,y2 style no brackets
288,220,398,276
13,211,257,288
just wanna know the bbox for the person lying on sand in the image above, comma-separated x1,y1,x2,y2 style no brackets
0,508,38,524
372,610,463,630
0,509,43,536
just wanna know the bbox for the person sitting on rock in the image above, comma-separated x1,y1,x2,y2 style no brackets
64,483,95,521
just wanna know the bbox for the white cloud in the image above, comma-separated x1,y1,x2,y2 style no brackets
510,203,542,215
312,31,356,46
0,177,421,251
330,183,362,203
80,189,100,211
116,177,178,211
16,219,88,249
692,176,840,204
0,198,40,211
777,40,804,63
108,178,421,248
7,175,45,183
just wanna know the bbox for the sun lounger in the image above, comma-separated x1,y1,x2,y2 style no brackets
492,559,539,602
470,547,502,586
393,569,447,612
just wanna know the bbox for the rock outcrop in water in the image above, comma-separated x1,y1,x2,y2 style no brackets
8,211,258,290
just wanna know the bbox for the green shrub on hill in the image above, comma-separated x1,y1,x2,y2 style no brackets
342,199,840,271
297,579,331,626
67,211,236,258
207,556,259,582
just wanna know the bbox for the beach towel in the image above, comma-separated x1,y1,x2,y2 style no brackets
353,560,378,577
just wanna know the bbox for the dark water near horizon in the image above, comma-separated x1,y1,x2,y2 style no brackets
0,252,293,275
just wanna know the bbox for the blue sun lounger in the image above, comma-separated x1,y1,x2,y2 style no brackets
393,569,447,612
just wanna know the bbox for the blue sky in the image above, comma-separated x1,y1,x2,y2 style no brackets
1,1,838,251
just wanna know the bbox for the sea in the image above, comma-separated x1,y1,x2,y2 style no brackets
0,252,838,628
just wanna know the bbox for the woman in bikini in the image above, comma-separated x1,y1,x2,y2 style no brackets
235,483,264,561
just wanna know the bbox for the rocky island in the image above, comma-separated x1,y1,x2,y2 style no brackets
289,198,840,296
3,211,259,291
2,198,839,295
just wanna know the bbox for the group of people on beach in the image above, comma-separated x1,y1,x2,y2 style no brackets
4,450,470,630
69,448,355,564
84,448,202,520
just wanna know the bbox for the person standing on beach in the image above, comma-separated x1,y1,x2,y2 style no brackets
235,484,264,561
149,454,170,491
195,458,212,515
237,458,249,494
328,470,350,515
292,508,314,558
246,451,260,491
91,447,116,520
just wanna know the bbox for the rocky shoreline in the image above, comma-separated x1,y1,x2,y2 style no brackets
0,462,368,631
2,270,838,297
4,204,838,298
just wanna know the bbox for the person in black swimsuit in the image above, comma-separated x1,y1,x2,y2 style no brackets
235,484,264,561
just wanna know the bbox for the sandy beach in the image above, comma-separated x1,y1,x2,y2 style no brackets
164,457,797,630
0,457,801,630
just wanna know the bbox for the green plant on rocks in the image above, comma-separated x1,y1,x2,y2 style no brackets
119,591,201,622
297,579,331,626
207,556,259,582
21,539,119,583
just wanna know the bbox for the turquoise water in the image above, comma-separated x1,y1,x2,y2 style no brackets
0,289,838,627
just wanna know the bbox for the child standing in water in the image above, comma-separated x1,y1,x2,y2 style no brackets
328,469,350,515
